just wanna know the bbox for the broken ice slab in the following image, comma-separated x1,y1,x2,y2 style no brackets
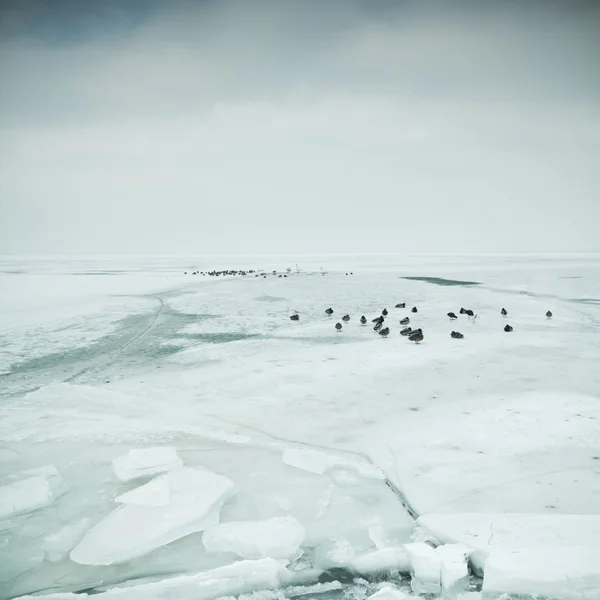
435,544,471,597
0,465,66,519
403,542,441,595
482,545,600,600
12,557,283,600
112,447,183,482
202,515,305,560
115,476,170,507
42,518,92,562
282,447,385,479
70,467,236,565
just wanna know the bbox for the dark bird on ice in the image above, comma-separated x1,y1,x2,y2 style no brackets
546,311,553,318
382,308,388,316
342,314,350,322
374,321,384,332
501,308,508,316
372,316,384,324
395,303,406,309
325,308,334,316
451,331,464,339
400,327,413,336
400,317,410,326
460,308,475,317
504,324,513,332
448,312,458,320
411,306,418,313
408,329,424,343
378,327,390,337
335,322,343,331
360,316,367,325
290,314,299,321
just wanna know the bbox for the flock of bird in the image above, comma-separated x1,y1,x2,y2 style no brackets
289,305,554,344
182,268,554,342
184,268,357,279
185,269,295,278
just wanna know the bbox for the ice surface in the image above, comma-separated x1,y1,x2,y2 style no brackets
13,558,282,600
435,544,470,596
203,516,305,560
403,542,441,595
112,447,184,482
0,537,45,586
42,518,92,562
3,254,600,597
0,465,66,519
282,448,384,479
482,546,600,600
70,467,236,565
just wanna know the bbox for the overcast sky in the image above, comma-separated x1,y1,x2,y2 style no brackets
0,0,599,255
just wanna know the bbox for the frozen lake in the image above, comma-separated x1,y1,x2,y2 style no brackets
1,254,600,600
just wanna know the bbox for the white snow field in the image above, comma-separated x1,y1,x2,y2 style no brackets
1,254,600,599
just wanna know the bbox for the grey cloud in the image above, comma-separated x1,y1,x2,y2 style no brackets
0,0,599,254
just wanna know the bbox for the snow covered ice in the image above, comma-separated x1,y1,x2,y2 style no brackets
1,254,600,599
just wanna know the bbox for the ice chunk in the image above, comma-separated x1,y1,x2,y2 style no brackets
367,585,412,600
112,447,183,482
482,545,600,600
42,518,92,562
203,516,305,560
403,542,441,595
351,548,410,577
282,448,384,479
115,476,170,507
13,558,282,600
0,476,54,519
435,544,470,596
70,467,236,565
0,465,66,519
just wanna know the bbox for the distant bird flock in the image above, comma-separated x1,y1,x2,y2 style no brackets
182,268,553,342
